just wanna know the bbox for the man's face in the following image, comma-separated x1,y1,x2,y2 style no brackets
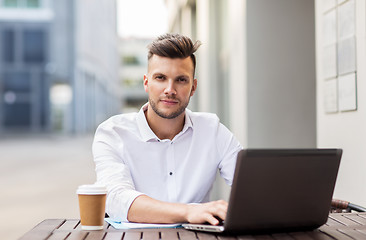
144,55,197,119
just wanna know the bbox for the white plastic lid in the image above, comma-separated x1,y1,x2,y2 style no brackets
76,184,107,195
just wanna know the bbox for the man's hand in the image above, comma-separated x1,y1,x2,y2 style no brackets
127,195,228,225
185,200,228,225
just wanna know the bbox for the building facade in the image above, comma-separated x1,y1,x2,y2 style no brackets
167,0,366,208
0,0,120,134
166,0,317,200
119,37,150,113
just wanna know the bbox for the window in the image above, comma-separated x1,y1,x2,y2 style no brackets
3,72,31,93
1,29,15,62
2,0,40,8
23,30,45,63
26,0,39,8
3,0,17,7
4,103,31,126
122,55,139,65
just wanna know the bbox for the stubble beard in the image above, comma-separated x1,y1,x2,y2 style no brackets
149,97,189,119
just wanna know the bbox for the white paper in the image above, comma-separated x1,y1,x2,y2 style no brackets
105,218,182,229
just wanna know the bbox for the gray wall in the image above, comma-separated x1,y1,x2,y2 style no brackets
247,0,316,148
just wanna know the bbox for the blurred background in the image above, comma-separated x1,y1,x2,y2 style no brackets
0,0,365,239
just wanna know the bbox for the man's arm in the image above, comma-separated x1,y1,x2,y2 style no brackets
128,195,228,225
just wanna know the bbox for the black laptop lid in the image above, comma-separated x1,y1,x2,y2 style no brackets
225,149,342,233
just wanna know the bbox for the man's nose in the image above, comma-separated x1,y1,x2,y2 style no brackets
164,79,176,95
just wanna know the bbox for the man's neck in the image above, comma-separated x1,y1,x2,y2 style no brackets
145,106,186,141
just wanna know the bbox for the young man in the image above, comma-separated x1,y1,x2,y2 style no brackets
93,33,242,225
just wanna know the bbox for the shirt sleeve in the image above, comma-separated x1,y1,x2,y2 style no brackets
92,122,144,222
216,123,243,186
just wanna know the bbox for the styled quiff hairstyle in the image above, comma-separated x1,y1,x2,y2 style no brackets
147,33,202,76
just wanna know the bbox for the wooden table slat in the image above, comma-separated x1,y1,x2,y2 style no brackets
196,232,218,240
161,230,180,239
319,227,354,240
324,217,345,227
271,233,295,240
18,219,66,240
141,231,160,240
104,231,124,240
123,231,142,240
338,228,366,239
236,235,256,240
356,228,366,235
304,230,335,240
343,214,366,225
18,231,52,240
46,231,71,240
178,229,198,240
58,220,80,230
287,232,312,240
246,235,274,240
74,222,83,230
217,235,237,240
329,214,362,226
85,231,106,240
64,231,89,240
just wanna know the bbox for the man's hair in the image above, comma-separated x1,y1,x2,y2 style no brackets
147,33,202,75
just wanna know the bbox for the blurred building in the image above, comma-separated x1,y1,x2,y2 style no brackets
0,0,120,134
167,0,366,209
119,37,149,113
166,0,316,200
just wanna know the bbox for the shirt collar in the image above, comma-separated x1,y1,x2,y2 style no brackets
136,102,193,142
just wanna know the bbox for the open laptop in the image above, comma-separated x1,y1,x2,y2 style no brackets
183,148,342,234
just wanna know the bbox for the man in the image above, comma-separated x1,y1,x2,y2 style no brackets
93,33,242,225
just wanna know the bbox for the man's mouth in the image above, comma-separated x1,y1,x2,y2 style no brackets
160,99,179,105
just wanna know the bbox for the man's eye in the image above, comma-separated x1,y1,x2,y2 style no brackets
178,78,188,82
155,75,164,80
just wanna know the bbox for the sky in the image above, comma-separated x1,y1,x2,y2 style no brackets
117,0,168,38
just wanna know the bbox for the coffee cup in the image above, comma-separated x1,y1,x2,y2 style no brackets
77,184,107,230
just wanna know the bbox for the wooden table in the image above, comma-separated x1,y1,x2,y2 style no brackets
19,212,366,240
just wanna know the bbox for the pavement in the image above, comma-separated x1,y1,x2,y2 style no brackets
0,134,96,240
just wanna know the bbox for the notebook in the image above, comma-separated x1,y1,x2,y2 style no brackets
183,148,342,234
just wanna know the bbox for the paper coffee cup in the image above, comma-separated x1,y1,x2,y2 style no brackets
77,185,107,230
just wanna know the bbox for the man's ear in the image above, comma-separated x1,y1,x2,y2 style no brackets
190,78,197,97
143,74,148,93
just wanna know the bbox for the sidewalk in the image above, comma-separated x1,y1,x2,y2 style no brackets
0,134,96,240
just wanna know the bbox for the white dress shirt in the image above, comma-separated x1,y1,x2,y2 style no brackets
92,103,243,222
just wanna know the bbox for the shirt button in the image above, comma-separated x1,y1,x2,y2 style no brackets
169,172,173,175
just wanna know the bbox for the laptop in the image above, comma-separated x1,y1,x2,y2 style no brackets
182,148,342,234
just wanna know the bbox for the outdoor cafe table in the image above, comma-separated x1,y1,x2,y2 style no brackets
19,212,366,240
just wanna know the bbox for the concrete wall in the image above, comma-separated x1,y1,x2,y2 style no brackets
315,0,366,206
246,0,316,148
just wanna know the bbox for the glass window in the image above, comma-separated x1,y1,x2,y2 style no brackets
122,55,139,65
3,72,31,93
23,30,45,63
4,103,31,127
3,0,18,7
26,0,39,8
3,0,40,8
2,29,15,63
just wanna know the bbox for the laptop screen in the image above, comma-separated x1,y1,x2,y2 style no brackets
225,149,342,233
